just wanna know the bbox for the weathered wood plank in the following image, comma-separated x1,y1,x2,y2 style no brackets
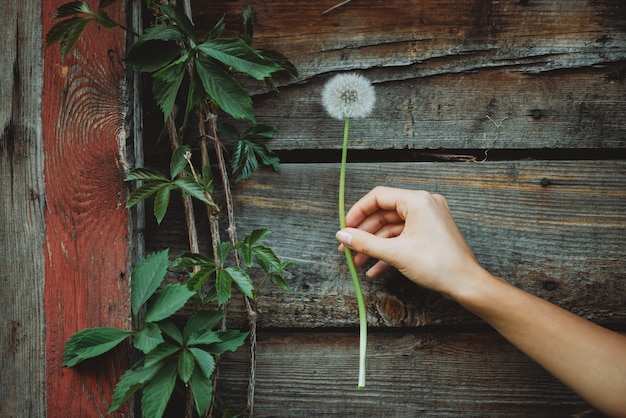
41,0,133,416
190,0,626,150
197,160,625,328
217,331,604,416
0,1,46,417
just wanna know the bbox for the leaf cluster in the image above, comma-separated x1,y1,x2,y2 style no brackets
124,144,216,224
63,250,249,417
45,0,129,60
174,227,294,305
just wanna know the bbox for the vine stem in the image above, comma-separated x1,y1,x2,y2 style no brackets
339,118,367,389
201,106,258,417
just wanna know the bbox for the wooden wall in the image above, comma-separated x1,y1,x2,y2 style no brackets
146,0,626,415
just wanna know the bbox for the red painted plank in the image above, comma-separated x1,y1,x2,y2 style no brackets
41,1,132,416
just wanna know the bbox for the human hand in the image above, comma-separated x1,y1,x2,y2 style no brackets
335,186,485,300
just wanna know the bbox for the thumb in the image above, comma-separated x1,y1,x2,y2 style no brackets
335,228,391,261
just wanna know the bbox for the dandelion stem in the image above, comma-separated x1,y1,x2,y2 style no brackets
339,118,367,389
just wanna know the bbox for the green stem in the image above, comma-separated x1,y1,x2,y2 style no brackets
339,118,367,389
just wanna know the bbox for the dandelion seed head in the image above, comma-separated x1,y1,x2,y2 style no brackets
322,73,376,120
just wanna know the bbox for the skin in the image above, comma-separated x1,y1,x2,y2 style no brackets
335,186,626,417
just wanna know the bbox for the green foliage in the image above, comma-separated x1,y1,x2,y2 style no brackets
124,145,217,224
223,124,281,182
50,2,297,416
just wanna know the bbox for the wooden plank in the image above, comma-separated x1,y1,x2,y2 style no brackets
190,0,626,149
41,1,133,416
0,1,46,416
217,331,604,416
192,160,626,328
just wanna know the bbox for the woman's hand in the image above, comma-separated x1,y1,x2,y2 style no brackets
335,186,485,300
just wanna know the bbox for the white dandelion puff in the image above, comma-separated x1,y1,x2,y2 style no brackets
322,73,376,120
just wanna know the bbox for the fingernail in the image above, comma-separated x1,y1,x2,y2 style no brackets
336,230,353,246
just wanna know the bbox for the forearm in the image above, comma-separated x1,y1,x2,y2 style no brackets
456,269,626,417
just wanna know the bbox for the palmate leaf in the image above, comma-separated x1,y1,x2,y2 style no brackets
130,249,169,320
53,1,93,18
141,363,177,418
197,38,282,81
232,139,280,182
125,38,184,73
152,53,188,120
173,178,208,203
108,360,163,413
172,252,215,269
63,327,132,367
144,283,196,323
195,55,255,122
46,16,92,60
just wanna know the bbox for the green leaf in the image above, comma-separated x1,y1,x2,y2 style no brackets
63,327,132,367
183,310,224,343
171,145,191,179
253,245,281,273
124,167,168,182
141,363,177,418
206,14,225,40
189,367,213,416
144,283,196,323
131,249,169,320
201,161,214,191
260,48,300,80
108,360,163,413
240,5,254,45
178,349,195,383
224,266,254,299
144,342,181,368
242,124,277,140
46,16,93,60
158,4,197,43
206,330,248,355
153,184,172,224
189,347,215,378
173,178,209,203
245,228,272,246
125,181,170,209
54,1,93,18
158,321,183,345
152,54,187,120
94,9,120,28
217,242,231,266
197,38,281,81
172,252,214,268
195,56,255,122
271,271,293,291
133,322,164,354
215,269,231,305
231,140,258,183
186,268,215,291
125,39,184,73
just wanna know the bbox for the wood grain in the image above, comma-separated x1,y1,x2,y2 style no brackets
150,160,626,328
0,1,46,416
190,0,626,150
41,1,132,416
216,331,604,416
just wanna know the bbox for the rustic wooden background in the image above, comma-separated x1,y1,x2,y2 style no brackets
149,0,626,415
3,0,625,417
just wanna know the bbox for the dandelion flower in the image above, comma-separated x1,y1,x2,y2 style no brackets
322,73,376,120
